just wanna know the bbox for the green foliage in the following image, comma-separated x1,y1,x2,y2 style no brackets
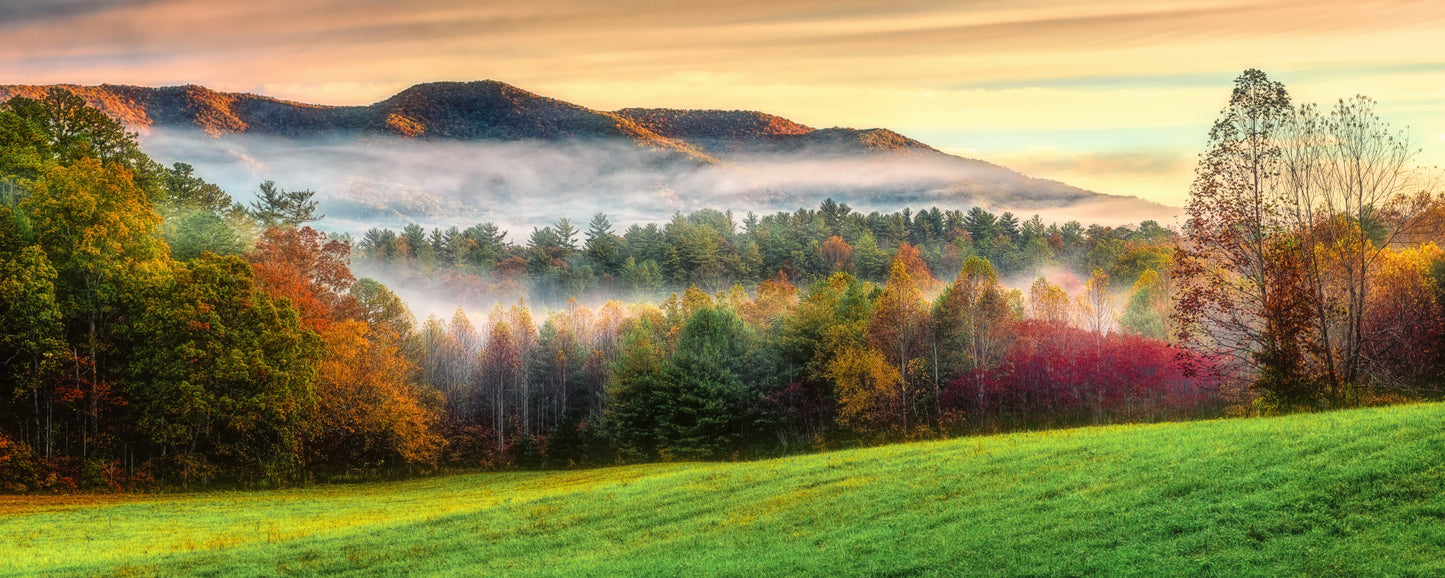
3,89,161,195
161,208,246,261
350,278,415,339
123,254,322,482
162,162,235,216
606,320,668,461
23,158,169,347
0,111,54,182
1120,269,1168,340
247,180,322,229
0,238,64,401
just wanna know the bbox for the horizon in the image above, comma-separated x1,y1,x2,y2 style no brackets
2,1,1442,207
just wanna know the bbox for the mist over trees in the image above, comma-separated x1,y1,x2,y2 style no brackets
1,70,1443,491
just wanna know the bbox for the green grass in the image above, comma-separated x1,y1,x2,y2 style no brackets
4,404,1445,577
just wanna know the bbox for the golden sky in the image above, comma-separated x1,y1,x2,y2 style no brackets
3,0,1442,206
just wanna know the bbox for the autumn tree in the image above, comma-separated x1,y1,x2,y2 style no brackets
310,320,444,473
1173,69,1313,403
1279,96,1437,403
820,236,854,273
1028,277,1070,324
868,260,927,433
23,158,169,456
1079,269,1114,334
247,226,358,329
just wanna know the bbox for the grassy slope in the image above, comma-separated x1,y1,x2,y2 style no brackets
3,404,1444,577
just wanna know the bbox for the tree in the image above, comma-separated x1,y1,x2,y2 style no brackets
247,180,322,229
125,255,322,484
948,256,1016,417
1280,96,1436,403
868,260,926,433
161,209,245,261
4,89,159,193
827,346,902,435
162,162,234,216
1173,69,1307,400
819,236,853,272
652,305,756,459
310,320,444,472
584,212,625,275
24,159,169,456
350,278,415,340
247,226,358,329
0,110,54,182
1080,269,1114,334
962,207,997,243
606,320,668,461
1120,269,1168,340
0,220,65,455
1028,277,1070,324
890,243,936,290
851,230,888,280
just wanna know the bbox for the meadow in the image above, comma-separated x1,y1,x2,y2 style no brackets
4,402,1444,577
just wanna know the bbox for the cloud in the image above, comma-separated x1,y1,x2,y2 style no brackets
983,148,1197,207
0,0,159,26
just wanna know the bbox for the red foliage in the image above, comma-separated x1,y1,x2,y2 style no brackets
248,226,360,329
943,321,1220,431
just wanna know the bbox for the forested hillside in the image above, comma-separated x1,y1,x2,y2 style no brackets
2,69,1443,491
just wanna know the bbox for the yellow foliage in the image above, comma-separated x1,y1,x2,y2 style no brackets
827,347,902,431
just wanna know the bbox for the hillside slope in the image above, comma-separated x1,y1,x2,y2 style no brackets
5,403,1443,576
0,81,712,161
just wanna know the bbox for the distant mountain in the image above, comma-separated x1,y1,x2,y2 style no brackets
0,80,1177,230
614,108,941,159
0,81,711,160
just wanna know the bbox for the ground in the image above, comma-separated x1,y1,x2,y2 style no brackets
4,403,1444,576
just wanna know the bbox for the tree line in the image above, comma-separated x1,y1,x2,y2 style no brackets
352,200,1177,307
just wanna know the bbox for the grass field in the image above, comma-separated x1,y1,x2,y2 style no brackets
3,403,1444,576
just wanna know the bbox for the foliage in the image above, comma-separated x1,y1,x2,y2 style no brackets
247,180,323,229
124,254,322,484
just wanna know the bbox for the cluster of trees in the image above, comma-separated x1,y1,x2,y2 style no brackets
1174,69,1445,411
0,89,439,490
399,256,1216,466
354,200,1177,307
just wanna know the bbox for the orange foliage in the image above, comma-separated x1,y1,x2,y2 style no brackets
820,236,854,272
248,226,360,329
890,243,937,290
740,272,798,327
313,320,445,468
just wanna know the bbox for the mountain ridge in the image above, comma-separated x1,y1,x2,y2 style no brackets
0,80,981,165
0,80,1177,227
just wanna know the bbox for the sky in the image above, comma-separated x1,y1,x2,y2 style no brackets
2,0,1443,207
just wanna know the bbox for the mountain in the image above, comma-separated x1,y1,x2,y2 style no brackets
0,81,711,161
0,81,1177,230
614,108,941,159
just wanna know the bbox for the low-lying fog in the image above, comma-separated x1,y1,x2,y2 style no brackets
141,130,1180,237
